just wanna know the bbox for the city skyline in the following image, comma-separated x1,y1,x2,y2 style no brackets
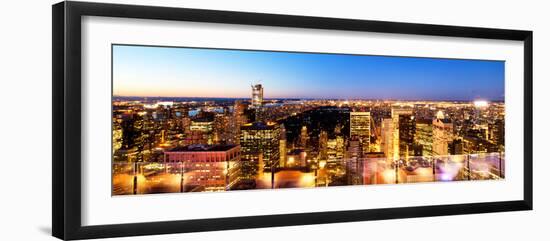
112,44,506,195
113,45,505,101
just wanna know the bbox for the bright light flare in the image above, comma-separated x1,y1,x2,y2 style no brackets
382,169,396,184
437,162,463,181
473,100,489,108
299,174,316,187
287,157,295,165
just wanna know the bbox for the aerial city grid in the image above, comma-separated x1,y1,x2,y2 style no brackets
111,45,505,195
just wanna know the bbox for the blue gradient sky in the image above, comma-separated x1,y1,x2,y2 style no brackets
113,45,504,101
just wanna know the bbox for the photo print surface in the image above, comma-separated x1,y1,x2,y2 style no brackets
111,44,505,195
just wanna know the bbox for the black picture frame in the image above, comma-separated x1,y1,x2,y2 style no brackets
52,1,533,240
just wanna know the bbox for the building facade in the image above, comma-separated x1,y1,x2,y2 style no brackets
350,112,371,155
391,108,415,160
187,117,214,145
164,144,241,191
240,122,281,173
251,84,263,108
433,118,454,156
380,117,393,162
415,119,433,157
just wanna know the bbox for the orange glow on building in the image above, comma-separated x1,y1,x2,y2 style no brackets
164,144,240,191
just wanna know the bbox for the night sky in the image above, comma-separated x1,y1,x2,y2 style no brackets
113,44,504,101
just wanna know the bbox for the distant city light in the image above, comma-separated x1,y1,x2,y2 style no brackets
473,100,489,108
144,101,174,109
436,110,445,119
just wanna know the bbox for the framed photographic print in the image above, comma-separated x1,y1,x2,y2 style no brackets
52,1,533,240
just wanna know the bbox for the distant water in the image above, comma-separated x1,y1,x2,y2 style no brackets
188,109,199,117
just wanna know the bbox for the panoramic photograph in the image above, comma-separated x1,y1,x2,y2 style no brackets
111,44,505,195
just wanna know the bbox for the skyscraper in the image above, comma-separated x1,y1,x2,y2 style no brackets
240,122,281,173
489,119,505,150
213,113,231,144
391,108,415,160
279,124,287,167
188,116,214,145
114,112,145,162
433,118,454,156
251,84,263,108
415,119,433,157
251,84,264,122
350,112,371,155
381,117,394,162
318,130,329,161
327,135,345,162
299,125,309,148
346,137,363,185
231,100,248,145
112,119,123,155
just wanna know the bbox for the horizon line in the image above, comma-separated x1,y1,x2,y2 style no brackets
112,95,505,102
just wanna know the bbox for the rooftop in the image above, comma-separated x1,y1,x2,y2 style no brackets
416,119,432,125
241,121,278,130
192,116,214,122
167,144,238,152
